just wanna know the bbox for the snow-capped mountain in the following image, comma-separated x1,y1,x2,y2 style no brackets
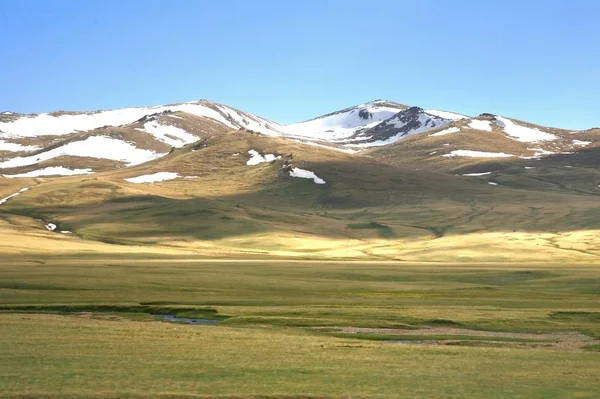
0,100,284,138
283,100,408,141
0,98,598,178
343,107,456,147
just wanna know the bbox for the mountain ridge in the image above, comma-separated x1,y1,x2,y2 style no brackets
1,98,598,178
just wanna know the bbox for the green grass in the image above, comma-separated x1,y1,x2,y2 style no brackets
1,255,600,397
346,221,395,237
329,333,553,343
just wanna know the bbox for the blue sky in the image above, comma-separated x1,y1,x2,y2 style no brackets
1,0,598,129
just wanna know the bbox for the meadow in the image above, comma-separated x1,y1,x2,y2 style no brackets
1,253,599,398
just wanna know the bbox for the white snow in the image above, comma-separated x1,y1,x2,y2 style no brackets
0,139,41,152
521,148,572,159
462,172,492,176
488,182,498,186
2,111,13,115
443,150,515,158
216,105,284,136
3,166,92,178
495,117,557,142
297,140,358,154
430,127,460,137
524,166,536,169
467,120,493,131
60,230,72,234
45,223,57,231
0,187,29,205
284,101,405,140
350,113,452,148
0,103,241,138
425,109,467,120
0,136,163,169
572,140,592,146
289,167,326,184
125,172,180,183
137,121,198,147
246,149,281,165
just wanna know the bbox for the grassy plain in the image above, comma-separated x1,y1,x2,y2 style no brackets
1,254,599,398
2,130,600,397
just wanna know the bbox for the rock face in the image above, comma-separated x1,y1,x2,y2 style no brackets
345,107,452,146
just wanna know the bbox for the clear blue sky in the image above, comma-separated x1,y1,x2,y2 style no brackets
1,0,598,129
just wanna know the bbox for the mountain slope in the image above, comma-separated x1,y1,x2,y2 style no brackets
3,125,600,262
3,99,598,179
283,100,408,141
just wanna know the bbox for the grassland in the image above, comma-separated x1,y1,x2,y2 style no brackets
1,253,599,398
2,130,600,397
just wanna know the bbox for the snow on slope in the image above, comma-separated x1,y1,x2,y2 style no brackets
137,120,198,147
468,120,493,131
246,149,281,165
425,109,467,120
443,150,515,158
495,117,557,142
0,136,162,168
216,105,284,136
289,167,326,184
125,172,179,183
349,108,453,147
0,187,28,205
284,101,406,140
572,140,591,146
0,139,41,152
3,166,92,178
463,172,492,176
0,101,281,138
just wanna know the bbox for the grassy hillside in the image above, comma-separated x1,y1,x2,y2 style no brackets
2,130,600,261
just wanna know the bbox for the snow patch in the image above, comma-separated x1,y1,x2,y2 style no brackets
430,127,460,137
289,167,326,184
495,117,557,142
246,149,281,165
137,121,198,147
425,109,467,120
572,140,592,146
125,172,180,183
0,103,238,138
350,113,451,148
443,150,515,158
3,166,92,178
60,231,72,234
0,136,163,169
216,105,284,136
462,172,492,176
284,102,404,140
45,223,57,231
467,120,493,131
488,182,498,186
521,148,573,159
0,139,41,152
0,187,29,205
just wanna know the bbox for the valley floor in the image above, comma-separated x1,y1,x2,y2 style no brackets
1,254,599,398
